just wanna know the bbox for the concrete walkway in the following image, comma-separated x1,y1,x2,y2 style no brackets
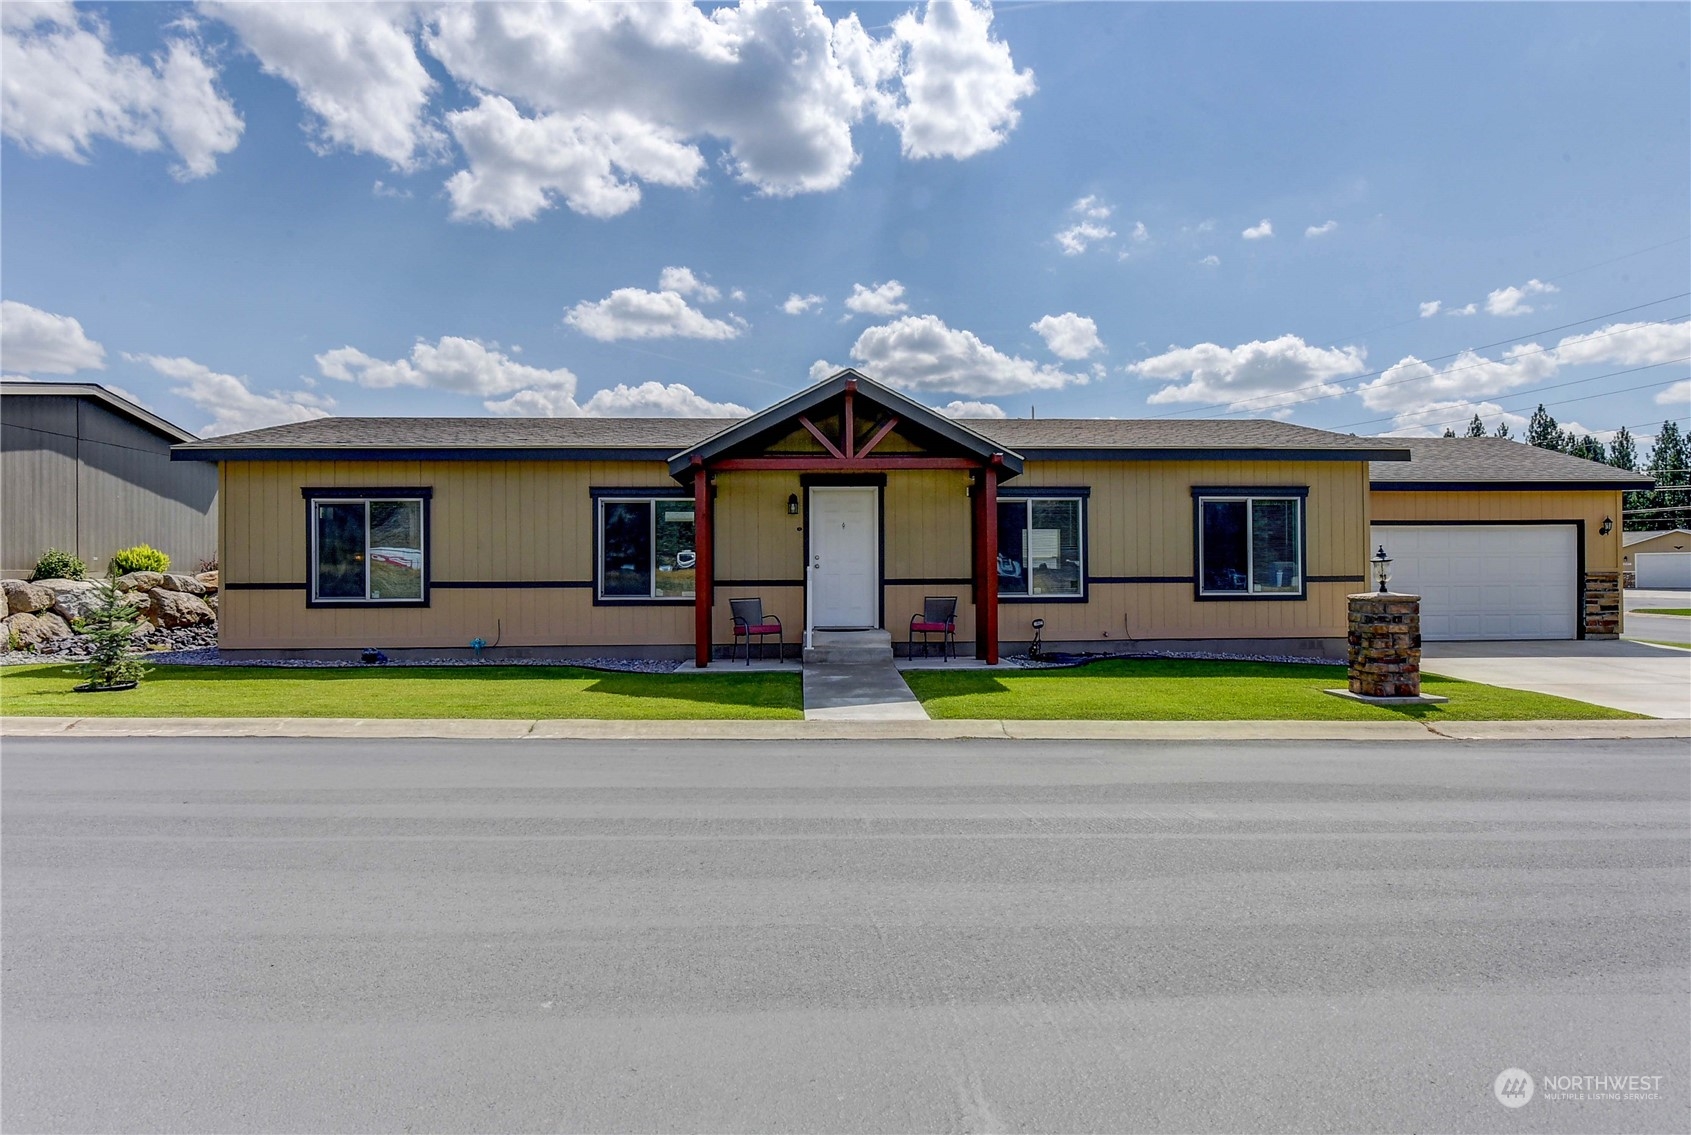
1422,638,1691,718
802,660,929,721
5,716,1687,741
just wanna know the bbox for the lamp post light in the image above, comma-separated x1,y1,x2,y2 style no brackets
1029,618,1045,659
1371,545,1393,594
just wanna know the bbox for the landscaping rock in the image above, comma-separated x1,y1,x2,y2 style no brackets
2,610,74,648
195,570,219,593
3,579,55,615
146,587,214,627
159,573,208,596
33,577,94,596
114,570,165,593
204,592,218,613
50,585,107,624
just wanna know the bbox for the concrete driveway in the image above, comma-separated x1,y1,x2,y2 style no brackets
1422,638,1691,718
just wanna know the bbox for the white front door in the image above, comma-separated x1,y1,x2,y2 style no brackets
809,487,878,628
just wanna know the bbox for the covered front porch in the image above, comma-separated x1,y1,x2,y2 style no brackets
666,370,1025,668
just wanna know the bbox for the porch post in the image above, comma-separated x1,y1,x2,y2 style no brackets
693,461,713,669
981,459,999,664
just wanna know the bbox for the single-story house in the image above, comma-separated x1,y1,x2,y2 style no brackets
1623,528,1691,590
171,370,1649,663
2,381,218,578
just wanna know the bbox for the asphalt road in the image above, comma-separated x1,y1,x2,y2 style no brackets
1625,590,1691,645
3,738,1687,1134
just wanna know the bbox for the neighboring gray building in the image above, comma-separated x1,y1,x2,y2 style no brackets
1,382,217,578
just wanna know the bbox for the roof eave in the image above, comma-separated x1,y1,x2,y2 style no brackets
1371,478,1655,492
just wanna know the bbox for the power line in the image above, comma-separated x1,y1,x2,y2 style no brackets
1334,358,1689,431
1142,292,1691,419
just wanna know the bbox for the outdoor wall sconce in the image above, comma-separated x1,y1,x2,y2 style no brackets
1600,516,1614,536
1030,618,1045,659
1371,545,1393,594
787,493,800,515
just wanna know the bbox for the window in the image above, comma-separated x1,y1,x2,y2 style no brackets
307,493,428,604
997,495,1085,600
598,496,697,601
1196,492,1305,597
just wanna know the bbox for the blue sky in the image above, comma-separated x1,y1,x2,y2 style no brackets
3,1,1688,442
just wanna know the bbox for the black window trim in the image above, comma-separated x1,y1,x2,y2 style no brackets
1190,485,1309,602
996,487,1090,604
301,486,433,609
593,487,697,606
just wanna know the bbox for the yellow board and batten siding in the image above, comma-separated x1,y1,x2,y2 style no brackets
1369,489,1625,572
221,454,1370,653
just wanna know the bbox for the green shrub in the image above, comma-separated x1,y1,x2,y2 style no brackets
28,548,86,582
76,579,149,690
109,544,171,576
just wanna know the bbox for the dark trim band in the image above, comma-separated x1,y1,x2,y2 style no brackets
1371,480,1649,492
1020,447,1408,463
1307,574,1368,583
432,580,592,590
884,577,973,587
300,485,433,499
224,581,306,591
1088,575,1194,585
717,579,804,588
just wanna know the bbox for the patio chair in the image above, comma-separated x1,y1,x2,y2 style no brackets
729,598,782,665
908,596,958,660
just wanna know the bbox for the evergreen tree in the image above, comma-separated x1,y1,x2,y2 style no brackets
1644,421,1691,530
1464,414,1487,438
1492,421,1512,439
1568,434,1605,463
75,579,149,690
1525,404,1564,451
1608,426,1639,471
1441,426,1456,438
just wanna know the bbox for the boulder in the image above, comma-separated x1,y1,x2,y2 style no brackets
204,592,218,614
195,570,219,593
159,573,208,596
3,579,55,616
145,587,214,628
2,611,71,648
50,585,107,624
33,577,94,596
114,571,164,593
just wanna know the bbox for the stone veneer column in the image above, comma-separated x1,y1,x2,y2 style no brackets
1583,571,1620,639
1347,592,1423,699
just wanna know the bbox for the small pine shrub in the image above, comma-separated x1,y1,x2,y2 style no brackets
29,548,87,582
76,579,149,689
109,544,171,576
197,555,219,573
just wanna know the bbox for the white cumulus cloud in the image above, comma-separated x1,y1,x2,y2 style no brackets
565,272,743,341
2,1,242,180
886,0,1036,160
316,335,580,396
1197,254,1220,267
0,300,106,373
1030,313,1103,360
1418,300,1442,318
657,266,721,303
1241,219,1273,240
1055,195,1114,255
1485,278,1558,317
127,352,330,436
937,399,1007,419
201,0,439,170
844,314,1087,396
580,381,749,417
844,280,909,317
1656,379,1691,407
1129,334,1365,411
782,293,825,315
1305,220,1337,238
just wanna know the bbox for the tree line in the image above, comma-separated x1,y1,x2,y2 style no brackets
1440,406,1688,531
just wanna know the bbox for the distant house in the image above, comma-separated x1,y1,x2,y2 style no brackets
1623,528,1691,590
1,382,218,578
173,369,1653,662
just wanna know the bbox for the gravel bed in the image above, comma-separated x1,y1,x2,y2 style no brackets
1005,649,1340,669
0,642,683,673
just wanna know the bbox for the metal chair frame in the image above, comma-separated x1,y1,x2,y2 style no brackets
729,597,783,665
908,595,958,660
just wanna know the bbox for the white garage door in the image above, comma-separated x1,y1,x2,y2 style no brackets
1635,552,1691,590
1371,524,1578,640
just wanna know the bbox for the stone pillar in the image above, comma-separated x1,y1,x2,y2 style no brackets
1347,592,1423,699
1583,571,1620,639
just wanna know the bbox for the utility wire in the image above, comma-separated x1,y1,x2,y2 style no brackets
1141,292,1691,419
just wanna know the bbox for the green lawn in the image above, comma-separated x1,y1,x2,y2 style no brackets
1631,639,1691,651
1633,608,1691,617
0,664,803,720
903,658,1643,721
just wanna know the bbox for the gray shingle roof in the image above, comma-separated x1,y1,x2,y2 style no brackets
175,413,1408,459
1368,437,1654,488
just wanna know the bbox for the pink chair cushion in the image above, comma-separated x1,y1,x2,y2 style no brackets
911,621,953,633
736,623,782,635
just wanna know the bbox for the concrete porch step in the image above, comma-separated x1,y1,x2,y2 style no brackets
804,628,893,665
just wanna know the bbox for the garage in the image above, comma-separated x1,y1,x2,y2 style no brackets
1635,551,1691,590
1371,523,1578,640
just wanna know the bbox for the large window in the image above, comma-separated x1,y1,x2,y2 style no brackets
598,496,697,601
997,495,1085,600
1196,492,1304,597
308,493,428,604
